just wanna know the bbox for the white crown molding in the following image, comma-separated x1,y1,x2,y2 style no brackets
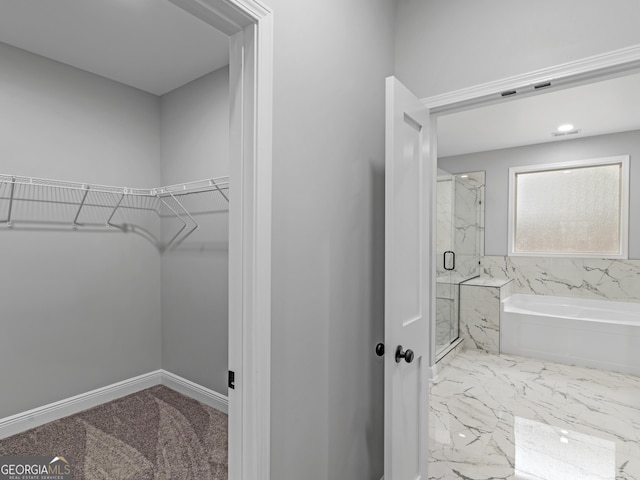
230,0,272,20
0,370,229,440
169,0,272,34
169,0,243,34
422,43,640,111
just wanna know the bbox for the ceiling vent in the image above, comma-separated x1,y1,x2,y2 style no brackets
534,82,552,90
551,129,581,137
500,81,552,98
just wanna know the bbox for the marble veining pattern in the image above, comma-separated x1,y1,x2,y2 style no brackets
436,281,460,354
452,178,482,279
429,350,640,480
463,277,512,288
460,284,501,354
436,174,483,354
435,338,465,373
482,256,640,303
436,296,455,353
437,178,453,253
437,176,482,280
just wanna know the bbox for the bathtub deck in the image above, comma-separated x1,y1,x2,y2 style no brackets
430,349,640,480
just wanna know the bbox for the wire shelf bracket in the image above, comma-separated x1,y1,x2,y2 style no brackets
0,174,230,251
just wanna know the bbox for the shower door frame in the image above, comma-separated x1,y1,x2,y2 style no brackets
422,43,640,369
435,173,458,359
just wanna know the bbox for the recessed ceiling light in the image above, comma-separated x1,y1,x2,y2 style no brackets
557,124,575,132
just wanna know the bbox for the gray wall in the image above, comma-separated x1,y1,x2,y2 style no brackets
0,43,231,418
395,0,640,98
160,67,230,394
268,0,393,478
439,130,640,258
0,42,162,418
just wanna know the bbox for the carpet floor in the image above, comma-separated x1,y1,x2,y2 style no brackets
0,385,228,480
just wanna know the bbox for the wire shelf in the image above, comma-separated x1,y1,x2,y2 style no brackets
0,174,229,251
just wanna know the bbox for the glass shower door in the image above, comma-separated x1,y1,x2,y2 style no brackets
436,172,457,356
435,171,484,358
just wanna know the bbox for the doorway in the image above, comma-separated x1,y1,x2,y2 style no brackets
0,1,273,478
425,48,640,479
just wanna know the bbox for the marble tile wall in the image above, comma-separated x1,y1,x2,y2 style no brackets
436,176,482,279
436,178,453,254
452,178,482,279
436,296,454,353
436,281,460,355
460,284,501,354
482,256,640,303
459,278,513,355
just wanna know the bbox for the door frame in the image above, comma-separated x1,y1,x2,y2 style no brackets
420,43,640,370
168,1,273,479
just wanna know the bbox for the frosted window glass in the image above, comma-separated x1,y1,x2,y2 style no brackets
514,164,621,254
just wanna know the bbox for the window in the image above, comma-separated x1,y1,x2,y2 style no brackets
508,156,629,258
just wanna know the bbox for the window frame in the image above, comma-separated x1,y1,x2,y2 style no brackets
507,155,630,258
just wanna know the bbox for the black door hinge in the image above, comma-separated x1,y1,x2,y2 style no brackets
228,370,235,389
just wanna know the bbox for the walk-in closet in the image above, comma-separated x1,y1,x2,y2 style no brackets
0,0,232,467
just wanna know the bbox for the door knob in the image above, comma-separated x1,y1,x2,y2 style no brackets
375,343,385,356
395,345,414,363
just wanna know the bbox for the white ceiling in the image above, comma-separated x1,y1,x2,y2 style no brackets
2,1,636,145
0,0,229,96
438,71,640,157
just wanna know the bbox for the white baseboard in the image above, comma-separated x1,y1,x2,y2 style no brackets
0,370,228,440
161,370,228,414
0,370,162,440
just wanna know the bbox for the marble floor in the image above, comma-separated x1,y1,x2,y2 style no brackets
429,350,640,480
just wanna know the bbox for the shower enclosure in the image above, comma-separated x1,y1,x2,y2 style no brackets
435,170,484,359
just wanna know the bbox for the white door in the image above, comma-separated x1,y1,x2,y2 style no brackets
384,76,431,480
